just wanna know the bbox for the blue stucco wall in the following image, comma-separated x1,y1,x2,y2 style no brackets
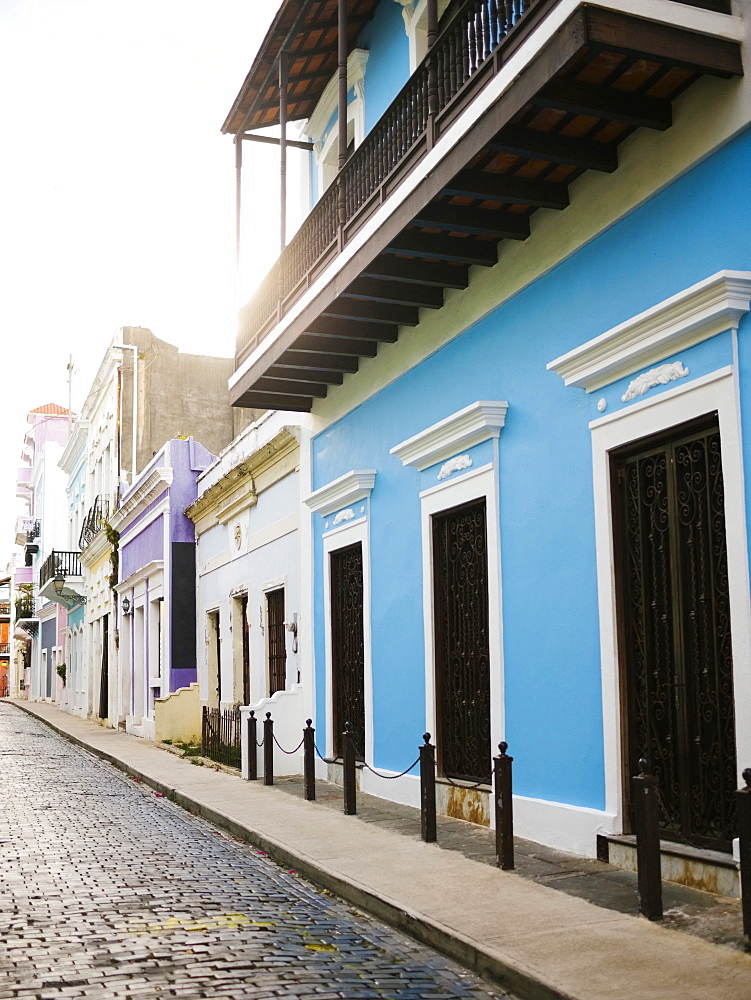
311,125,751,812
357,0,410,133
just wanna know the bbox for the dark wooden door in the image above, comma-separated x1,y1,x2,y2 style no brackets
241,595,250,705
433,499,491,783
330,543,365,760
99,614,109,720
612,415,737,851
267,588,287,696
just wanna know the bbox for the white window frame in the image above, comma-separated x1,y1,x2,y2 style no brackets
590,366,751,836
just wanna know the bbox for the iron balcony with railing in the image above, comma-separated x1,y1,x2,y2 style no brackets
79,495,110,550
15,597,35,621
39,550,83,590
0,601,10,617
228,0,739,412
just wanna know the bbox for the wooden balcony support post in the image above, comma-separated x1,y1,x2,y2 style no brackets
427,0,438,148
337,0,348,243
234,136,242,269
279,49,288,252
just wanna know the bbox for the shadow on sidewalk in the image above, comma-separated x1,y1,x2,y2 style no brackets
270,771,746,952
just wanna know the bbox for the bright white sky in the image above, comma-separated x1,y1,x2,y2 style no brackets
0,0,298,566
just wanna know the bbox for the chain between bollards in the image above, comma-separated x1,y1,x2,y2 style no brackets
420,733,437,843
263,712,274,786
494,741,514,870
342,721,357,815
303,720,316,801
633,756,662,921
736,766,751,942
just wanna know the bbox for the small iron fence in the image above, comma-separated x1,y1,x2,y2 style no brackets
202,706,242,769
0,601,10,616
15,597,34,620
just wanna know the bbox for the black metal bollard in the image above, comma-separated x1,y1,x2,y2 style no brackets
632,756,663,921
494,741,514,870
420,733,437,843
736,767,751,940
342,721,357,815
263,712,274,786
303,719,316,801
247,710,257,781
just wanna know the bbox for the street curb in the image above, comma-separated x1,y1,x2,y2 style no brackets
9,701,574,1000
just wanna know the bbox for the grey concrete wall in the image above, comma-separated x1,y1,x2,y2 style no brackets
118,328,257,481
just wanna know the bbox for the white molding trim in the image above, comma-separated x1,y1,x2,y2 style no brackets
304,469,376,516
391,401,508,470
591,368,751,835
303,49,370,142
548,270,751,392
109,467,174,533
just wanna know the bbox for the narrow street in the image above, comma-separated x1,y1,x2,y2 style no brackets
0,704,508,1000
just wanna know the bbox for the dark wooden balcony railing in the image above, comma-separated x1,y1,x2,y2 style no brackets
237,0,731,362
40,550,83,589
0,601,10,616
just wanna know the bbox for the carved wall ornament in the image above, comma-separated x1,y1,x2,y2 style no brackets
333,508,355,526
437,454,473,480
234,524,242,549
621,362,690,403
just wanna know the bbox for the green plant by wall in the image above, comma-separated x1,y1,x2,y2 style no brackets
104,523,120,589
56,663,66,685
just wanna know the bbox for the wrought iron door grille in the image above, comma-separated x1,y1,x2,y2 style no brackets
267,588,287,696
433,499,491,784
330,543,366,761
614,417,737,852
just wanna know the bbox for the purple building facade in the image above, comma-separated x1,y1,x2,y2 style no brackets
111,438,213,740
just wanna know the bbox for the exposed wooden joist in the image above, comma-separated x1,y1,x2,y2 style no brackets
412,202,531,239
532,80,672,130
268,365,344,384
322,297,419,326
305,316,398,341
441,170,570,209
235,391,313,412
361,257,469,289
296,334,379,357
344,276,444,308
253,376,328,397
385,231,499,266
487,125,618,172
275,350,360,373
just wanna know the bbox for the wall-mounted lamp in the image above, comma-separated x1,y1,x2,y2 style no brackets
284,613,298,653
52,571,65,597
121,596,132,615
52,571,87,607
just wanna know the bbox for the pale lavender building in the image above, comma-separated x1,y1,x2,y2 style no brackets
111,438,213,740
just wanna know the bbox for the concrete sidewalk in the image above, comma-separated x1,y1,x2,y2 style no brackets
9,699,751,1000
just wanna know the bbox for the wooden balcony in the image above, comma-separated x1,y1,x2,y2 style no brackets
231,0,740,412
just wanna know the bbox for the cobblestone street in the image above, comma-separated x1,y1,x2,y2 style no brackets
0,705,508,1000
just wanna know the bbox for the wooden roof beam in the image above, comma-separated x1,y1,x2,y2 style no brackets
267,365,344,385
441,171,570,209
322,298,419,326
361,257,470,289
275,350,360,373
412,203,530,239
304,316,399,342
234,391,313,412
344,277,444,309
385,232,499,267
532,80,672,130
487,126,618,172
253,376,328,398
